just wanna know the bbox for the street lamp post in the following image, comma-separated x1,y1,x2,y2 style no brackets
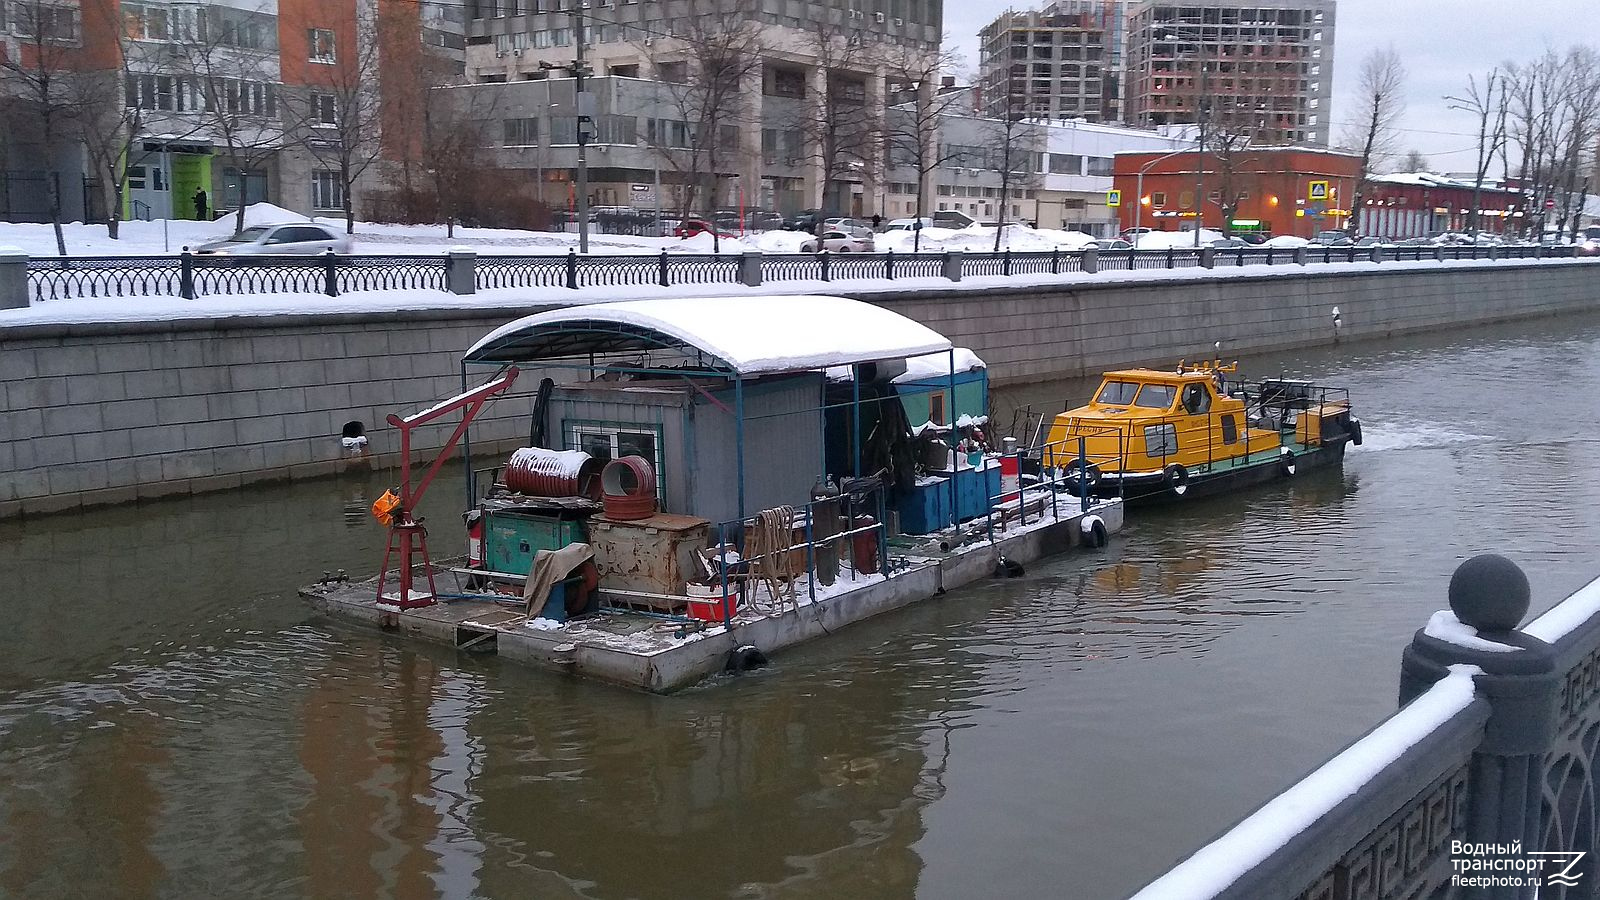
1159,28,1209,247
1133,146,1197,242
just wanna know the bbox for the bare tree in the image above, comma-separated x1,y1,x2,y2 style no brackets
0,0,82,254
282,0,385,233
175,8,290,236
981,89,1041,251
1398,149,1430,173
884,47,965,251
635,1,764,248
1340,47,1406,236
1504,48,1600,239
783,23,883,223
1446,69,1509,236
422,87,499,237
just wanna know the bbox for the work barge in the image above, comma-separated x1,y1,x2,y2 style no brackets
302,295,1123,693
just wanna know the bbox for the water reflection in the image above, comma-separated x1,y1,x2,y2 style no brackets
3,311,1600,898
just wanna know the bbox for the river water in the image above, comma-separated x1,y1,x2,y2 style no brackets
5,312,1600,899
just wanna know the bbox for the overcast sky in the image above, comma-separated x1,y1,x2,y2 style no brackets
941,1,1600,173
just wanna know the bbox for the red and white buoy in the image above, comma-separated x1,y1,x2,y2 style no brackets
999,437,1021,502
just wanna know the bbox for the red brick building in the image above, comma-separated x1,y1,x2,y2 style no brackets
1356,174,1524,240
1113,146,1361,238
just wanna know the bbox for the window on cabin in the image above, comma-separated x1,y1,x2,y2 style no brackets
1144,423,1178,457
1220,414,1238,444
1133,384,1176,410
929,392,946,426
1096,381,1138,405
1180,383,1210,415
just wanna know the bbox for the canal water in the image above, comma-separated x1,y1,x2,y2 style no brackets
5,311,1600,899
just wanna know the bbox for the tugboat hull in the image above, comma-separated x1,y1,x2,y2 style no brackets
1071,437,1349,505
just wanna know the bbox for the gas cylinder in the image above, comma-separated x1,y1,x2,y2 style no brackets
464,509,484,567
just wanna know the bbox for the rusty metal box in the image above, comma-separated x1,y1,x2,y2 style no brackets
589,513,711,604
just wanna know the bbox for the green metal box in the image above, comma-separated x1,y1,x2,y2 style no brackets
483,509,588,576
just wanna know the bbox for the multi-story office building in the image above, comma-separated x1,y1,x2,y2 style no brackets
1124,0,1333,147
0,0,464,224
976,1,1127,123
461,0,942,216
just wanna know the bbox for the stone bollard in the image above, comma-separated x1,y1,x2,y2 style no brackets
1489,244,1501,261
0,246,26,308
1081,246,1099,274
1434,245,1446,262
942,250,963,282
1368,245,1386,264
1200,246,1216,269
446,249,477,295
739,250,763,287
1294,246,1308,266
1400,555,1559,878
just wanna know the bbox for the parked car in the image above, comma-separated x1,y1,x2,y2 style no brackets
1234,232,1270,245
1095,238,1133,251
1209,237,1250,249
884,217,934,231
932,210,976,228
1312,230,1354,247
194,222,352,255
801,230,875,253
785,209,824,232
674,218,732,239
1121,226,1154,238
823,217,870,233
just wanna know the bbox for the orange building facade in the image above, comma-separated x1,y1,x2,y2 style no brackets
1112,147,1362,239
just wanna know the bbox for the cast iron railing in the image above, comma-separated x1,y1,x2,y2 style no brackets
19,243,1588,303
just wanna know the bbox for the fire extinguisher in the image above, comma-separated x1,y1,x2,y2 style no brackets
464,509,484,567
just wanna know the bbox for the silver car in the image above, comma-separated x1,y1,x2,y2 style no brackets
194,222,353,255
802,230,875,252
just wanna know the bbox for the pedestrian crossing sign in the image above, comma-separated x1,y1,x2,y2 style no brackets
1309,181,1329,202
1106,189,1121,207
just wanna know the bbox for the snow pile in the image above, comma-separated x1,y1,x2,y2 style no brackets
1423,610,1520,652
878,223,1098,253
1130,664,1482,899
670,232,752,253
237,202,313,228
896,347,987,382
751,230,813,253
1134,229,1225,250
1262,235,1309,248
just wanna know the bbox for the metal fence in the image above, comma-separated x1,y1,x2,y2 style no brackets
1136,556,1600,900
20,243,1586,303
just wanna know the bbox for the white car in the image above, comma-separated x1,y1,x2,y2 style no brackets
884,217,934,231
194,222,353,255
801,230,875,252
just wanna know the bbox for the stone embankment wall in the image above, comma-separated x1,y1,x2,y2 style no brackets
2,259,1595,517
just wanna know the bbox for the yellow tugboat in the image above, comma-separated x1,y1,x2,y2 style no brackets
1041,359,1361,502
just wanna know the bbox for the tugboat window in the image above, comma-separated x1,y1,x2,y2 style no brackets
1144,423,1179,456
1221,414,1238,444
1134,384,1177,409
1097,381,1138,405
1181,384,1210,415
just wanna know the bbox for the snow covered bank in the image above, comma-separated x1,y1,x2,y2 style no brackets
877,223,1098,253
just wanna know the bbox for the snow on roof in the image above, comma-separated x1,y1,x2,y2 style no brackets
464,294,953,375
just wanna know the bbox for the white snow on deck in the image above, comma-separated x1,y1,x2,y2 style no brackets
1525,573,1600,643
1130,665,1481,900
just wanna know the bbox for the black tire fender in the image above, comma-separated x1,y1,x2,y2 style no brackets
726,644,769,674
1064,460,1101,492
1163,464,1190,498
1347,418,1363,446
1080,514,1108,549
1280,448,1297,477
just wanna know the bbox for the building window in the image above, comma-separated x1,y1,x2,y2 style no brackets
308,27,336,63
566,422,666,501
12,2,78,42
1151,191,1166,208
503,117,538,145
311,93,337,125
312,170,343,211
